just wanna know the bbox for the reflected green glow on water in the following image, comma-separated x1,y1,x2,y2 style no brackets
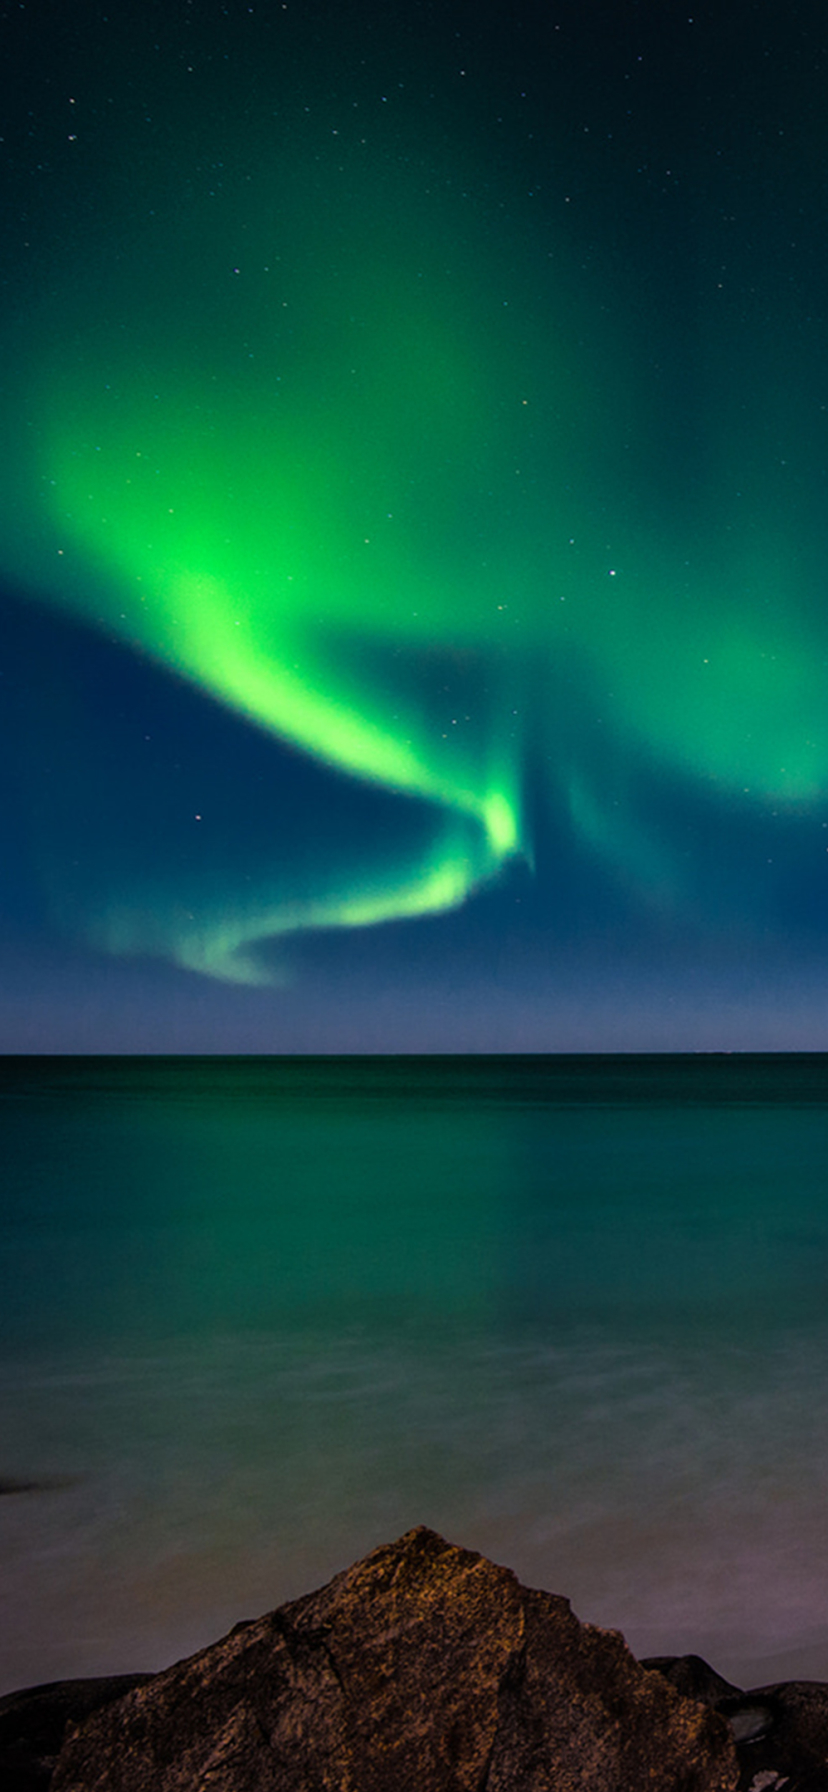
2,1055,828,1693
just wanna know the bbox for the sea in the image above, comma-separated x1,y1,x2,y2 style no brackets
2,1053,828,1697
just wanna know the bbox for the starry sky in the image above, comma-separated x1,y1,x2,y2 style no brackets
2,0,828,1050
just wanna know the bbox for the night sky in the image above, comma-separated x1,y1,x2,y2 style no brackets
3,0,828,1050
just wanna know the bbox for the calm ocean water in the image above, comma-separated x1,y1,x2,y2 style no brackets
2,1053,828,1695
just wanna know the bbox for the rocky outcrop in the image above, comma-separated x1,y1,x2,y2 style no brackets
646,1656,828,1791
48,1526,738,1791
8,1534,828,1790
0,1676,153,1792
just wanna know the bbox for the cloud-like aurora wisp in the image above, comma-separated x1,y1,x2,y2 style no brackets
4,136,828,981
4,153,541,980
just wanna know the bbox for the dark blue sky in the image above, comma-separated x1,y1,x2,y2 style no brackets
3,0,828,1049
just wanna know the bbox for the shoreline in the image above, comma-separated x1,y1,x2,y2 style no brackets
4,1530,828,1791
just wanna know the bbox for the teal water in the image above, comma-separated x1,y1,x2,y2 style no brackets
2,1055,828,1693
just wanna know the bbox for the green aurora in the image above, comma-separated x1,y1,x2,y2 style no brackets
4,106,828,985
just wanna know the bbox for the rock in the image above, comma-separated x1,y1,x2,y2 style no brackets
724,1682,828,1790
0,1479,76,1496
0,1677,153,1792
642,1654,745,1708
645,1658,828,1790
49,1526,738,1791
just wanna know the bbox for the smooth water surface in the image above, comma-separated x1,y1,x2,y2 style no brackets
2,1054,828,1693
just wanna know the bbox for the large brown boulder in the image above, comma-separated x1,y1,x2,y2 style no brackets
50,1526,738,1791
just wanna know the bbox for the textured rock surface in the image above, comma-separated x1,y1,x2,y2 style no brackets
646,1657,828,1790
0,1677,152,1792
50,1526,738,1791
642,1655,745,1709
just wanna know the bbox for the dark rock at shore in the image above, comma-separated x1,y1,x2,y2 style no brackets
12,1533,828,1790
0,1479,77,1496
0,1677,153,1791
643,1654,745,1708
645,1656,828,1790
46,1526,737,1791
743,1683,828,1790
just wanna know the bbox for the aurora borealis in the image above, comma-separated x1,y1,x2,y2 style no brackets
3,0,828,1047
